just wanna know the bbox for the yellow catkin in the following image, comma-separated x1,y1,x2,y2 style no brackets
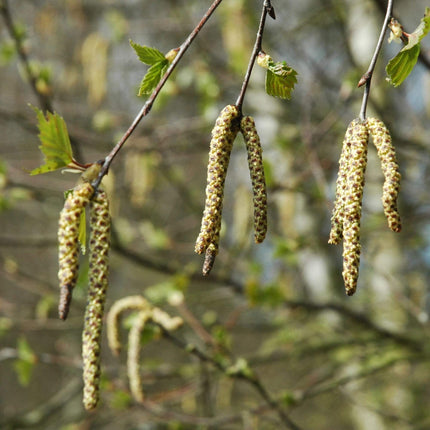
366,117,401,233
82,189,111,411
328,121,355,245
58,182,94,320
342,121,369,296
240,116,268,244
195,104,240,273
106,296,150,356
127,311,149,403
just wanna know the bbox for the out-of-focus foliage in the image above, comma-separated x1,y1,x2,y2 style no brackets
1,1,430,430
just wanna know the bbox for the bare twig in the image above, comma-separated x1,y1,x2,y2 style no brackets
235,0,275,110
92,0,224,191
358,0,393,120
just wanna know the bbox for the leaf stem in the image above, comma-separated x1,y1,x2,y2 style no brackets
235,0,275,110
92,0,224,190
358,0,393,121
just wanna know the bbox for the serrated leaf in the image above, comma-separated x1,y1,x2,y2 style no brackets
129,40,166,65
30,107,74,175
265,61,298,99
386,44,420,87
386,8,430,87
137,61,168,96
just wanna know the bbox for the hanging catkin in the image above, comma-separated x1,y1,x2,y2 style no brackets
342,120,369,296
82,188,111,411
58,182,93,320
240,116,268,243
328,122,354,245
366,117,401,233
195,104,240,274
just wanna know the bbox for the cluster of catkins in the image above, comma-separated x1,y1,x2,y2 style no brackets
195,105,268,275
57,163,111,410
106,296,183,403
329,118,401,295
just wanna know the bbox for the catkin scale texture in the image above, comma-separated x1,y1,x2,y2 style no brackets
82,189,110,411
195,105,240,269
366,117,401,233
240,116,268,244
328,122,354,245
58,182,94,320
342,121,369,296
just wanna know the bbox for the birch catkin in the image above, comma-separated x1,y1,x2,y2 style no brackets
82,189,111,411
366,117,401,233
328,121,354,245
58,182,93,320
240,116,268,244
342,121,369,296
195,104,240,274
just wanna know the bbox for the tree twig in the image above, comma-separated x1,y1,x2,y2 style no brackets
235,0,275,110
92,0,225,191
358,0,393,120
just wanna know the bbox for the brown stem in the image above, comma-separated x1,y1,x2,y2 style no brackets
92,0,225,190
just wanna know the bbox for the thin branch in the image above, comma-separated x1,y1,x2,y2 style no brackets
358,0,393,120
92,0,224,191
158,325,304,430
235,0,275,110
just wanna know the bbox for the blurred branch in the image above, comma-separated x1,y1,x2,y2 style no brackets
0,0,52,112
158,325,303,430
0,0,83,160
0,377,82,429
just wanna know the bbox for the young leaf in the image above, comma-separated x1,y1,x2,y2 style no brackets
30,107,75,175
129,40,166,65
386,8,430,87
265,60,298,99
137,61,168,96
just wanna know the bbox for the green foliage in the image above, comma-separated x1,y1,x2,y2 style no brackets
258,54,298,99
246,280,285,307
265,60,298,99
13,337,36,386
129,40,170,96
30,106,75,175
386,8,430,87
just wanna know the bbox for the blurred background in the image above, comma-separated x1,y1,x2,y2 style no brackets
1,0,430,429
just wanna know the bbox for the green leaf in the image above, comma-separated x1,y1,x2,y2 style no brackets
386,45,420,87
30,107,74,175
129,40,166,65
137,61,168,96
386,8,430,87
13,337,36,386
265,60,298,99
